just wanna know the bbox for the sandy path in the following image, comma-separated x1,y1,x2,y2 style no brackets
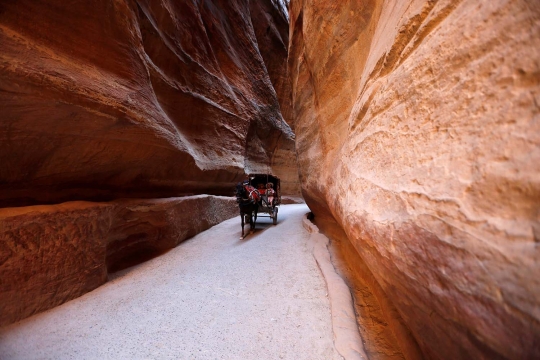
0,204,341,360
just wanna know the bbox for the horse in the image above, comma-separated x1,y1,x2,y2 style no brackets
235,181,260,239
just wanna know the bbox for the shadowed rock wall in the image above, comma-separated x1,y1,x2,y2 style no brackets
250,0,293,131
0,0,299,207
289,0,540,358
0,195,238,327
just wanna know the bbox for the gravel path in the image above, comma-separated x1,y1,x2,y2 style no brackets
0,204,341,360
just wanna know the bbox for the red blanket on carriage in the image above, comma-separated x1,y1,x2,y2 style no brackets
243,185,261,203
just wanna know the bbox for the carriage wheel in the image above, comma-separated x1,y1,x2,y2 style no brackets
273,207,278,225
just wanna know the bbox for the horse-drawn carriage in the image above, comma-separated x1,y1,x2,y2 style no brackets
235,174,281,239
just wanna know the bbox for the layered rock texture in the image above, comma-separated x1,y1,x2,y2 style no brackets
0,195,238,327
250,0,293,131
0,0,299,326
0,0,298,207
289,0,540,359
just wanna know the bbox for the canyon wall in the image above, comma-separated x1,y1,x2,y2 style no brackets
289,0,540,359
0,0,298,325
0,0,298,208
0,195,238,327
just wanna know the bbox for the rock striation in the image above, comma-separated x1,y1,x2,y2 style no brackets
0,0,300,326
0,195,238,327
0,0,299,207
250,0,293,131
289,0,540,358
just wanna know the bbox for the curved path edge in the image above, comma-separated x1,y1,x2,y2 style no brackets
303,214,368,360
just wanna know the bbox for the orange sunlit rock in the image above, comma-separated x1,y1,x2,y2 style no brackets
289,0,540,358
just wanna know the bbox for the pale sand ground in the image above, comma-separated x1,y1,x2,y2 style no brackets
0,204,342,360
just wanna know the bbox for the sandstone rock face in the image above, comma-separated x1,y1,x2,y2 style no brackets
250,0,293,131
0,195,238,327
0,0,301,328
0,0,299,207
289,0,540,358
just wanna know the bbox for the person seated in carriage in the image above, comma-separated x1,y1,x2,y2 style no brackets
257,183,266,195
266,182,275,206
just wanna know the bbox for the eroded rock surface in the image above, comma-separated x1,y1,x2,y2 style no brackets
0,0,299,207
0,195,237,327
0,0,302,328
289,0,540,358
250,0,293,131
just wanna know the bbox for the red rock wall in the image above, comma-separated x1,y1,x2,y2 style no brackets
0,195,238,327
0,0,299,207
289,0,540,359
250,0,293,130
0,0,300,327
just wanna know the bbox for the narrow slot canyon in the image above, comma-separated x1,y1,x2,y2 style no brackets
1,1,539,359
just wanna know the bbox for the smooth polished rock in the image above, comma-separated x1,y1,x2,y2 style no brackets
0,0,299,207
